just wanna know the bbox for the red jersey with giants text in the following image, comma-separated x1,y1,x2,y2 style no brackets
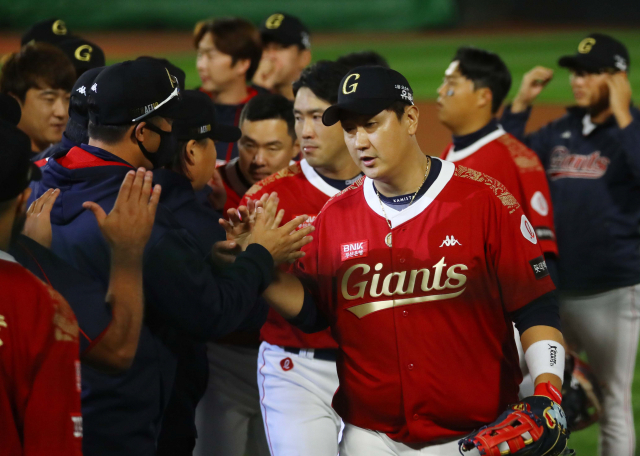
442,128,558,257
241,160,339,349
293,158,555,444
0,256,82,456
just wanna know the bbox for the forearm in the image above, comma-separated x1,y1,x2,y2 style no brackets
262,270,306,319
520,325,565,391
617,118,640,178
87,249,144,371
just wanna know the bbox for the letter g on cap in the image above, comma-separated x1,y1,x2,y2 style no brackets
343,73,360,95
578,37,596,54
74,45,93,62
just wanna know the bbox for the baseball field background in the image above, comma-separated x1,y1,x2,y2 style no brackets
1,20,640,455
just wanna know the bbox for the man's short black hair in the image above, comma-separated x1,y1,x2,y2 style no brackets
336,51,389,70
292,60,350,105
87,116,163,145
239,93,295,140
453,46,512,114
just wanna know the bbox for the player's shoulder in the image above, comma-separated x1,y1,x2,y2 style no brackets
0,260,44,290
495,133,545,173
244,162,303,198
317,175,366,216
449,164,521,215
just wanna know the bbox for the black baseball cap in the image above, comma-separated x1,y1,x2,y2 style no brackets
69,67,104,125
323,66,414,126
88,59,190,126
0,121,41,202
172,91,241,143
21,18,74,46
559,33,630,73
57,37,106,76
136,56,186,90
0,93,22,126
260,13,310,50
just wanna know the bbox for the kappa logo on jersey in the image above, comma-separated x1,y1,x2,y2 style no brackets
548,147,610,180
341,257,468,318
520,215,537,245
280,357,294,371
530,191,549,216
529,255,550,280
341,240,369,261
439,235,461,247
77,85,87,96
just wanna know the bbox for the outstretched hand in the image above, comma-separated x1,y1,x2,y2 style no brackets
219,193,271,250
512,66,554,113
23,188,61,248
83,168,161,259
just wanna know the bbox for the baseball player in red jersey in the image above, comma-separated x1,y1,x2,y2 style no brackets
242,61,361,455
253,66,571,455
216,93,298,215
438,47,558,274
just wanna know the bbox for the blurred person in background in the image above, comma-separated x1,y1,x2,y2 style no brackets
336,50,389,69
0,43,75,154
253,13,312,100
194,17,265,163
501,33,640,456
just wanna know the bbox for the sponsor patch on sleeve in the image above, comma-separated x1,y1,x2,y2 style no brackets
529,255,550,280
341,240,369,261
534,226,556,241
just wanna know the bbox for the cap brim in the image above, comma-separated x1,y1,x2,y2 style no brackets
211,124,241,143
322,98,393,126
558,54,601,72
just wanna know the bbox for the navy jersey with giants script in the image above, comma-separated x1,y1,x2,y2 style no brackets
293,158,555,444
501,105,640,291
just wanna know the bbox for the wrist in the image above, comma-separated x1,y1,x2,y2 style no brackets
614,108,633,129
511,97,531,113
110,248,144,268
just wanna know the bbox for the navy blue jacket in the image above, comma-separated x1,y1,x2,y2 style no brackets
32,133,78,163
501,105,640,291
30,144,274,455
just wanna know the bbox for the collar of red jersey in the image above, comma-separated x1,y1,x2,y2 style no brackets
300,159,341,197
446,126,506,163
0,250,17,263
363,157,455,229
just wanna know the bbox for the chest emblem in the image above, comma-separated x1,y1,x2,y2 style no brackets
439,235,461,247
548,147,610,180
341,240,369,261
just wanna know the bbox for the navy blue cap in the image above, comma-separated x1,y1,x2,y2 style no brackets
173,91,241,142
559,33,630,73
57,37,106,76
21,18,74,47
0,119,41,202
261,13,310,49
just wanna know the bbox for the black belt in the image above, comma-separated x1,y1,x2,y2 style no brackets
283,347,338,362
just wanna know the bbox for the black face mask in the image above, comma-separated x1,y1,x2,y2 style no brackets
136,122,177,169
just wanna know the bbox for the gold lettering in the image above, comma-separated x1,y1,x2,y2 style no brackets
266,14,285,29
408,269,430,293
0,315,6,347
52,20,67,36
74,45,93,62
370,263,384,298
578,38,596,54
445,264,468,288
347,288,467,319
431,257,447,291
382,271,409,296
341,263,370,300
342,73,360,95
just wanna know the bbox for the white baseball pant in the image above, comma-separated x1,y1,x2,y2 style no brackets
559,283,640,456
258,342,343,456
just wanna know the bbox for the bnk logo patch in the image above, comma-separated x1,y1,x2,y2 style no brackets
341,240,368,261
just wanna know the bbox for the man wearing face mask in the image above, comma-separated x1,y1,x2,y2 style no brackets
30,59,314,456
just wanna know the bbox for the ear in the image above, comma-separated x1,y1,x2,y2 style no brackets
185,139,198,158
404,105,420,136
299,49,312,69
476,87,493,111
133,122,147,142
233,58,252,78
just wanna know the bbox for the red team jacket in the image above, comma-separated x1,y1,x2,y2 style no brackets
241,160,339,349
441,128,558,256
292,158,555,443
0,257,82,456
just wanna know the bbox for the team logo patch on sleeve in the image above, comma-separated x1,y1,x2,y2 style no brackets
341,240,369,261
530,191,549,216
520,215,538,244
529,255,550,280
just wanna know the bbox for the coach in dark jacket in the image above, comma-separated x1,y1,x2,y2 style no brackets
501,33,640,456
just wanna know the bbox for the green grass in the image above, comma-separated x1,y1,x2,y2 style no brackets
106,29,640,454
107,29,640,104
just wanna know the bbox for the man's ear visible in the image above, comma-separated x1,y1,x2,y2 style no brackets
133,122,146,142
185,139,198,158
476,87,493,111
234,58,252,78
299,49,312,69
405,105,420,136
